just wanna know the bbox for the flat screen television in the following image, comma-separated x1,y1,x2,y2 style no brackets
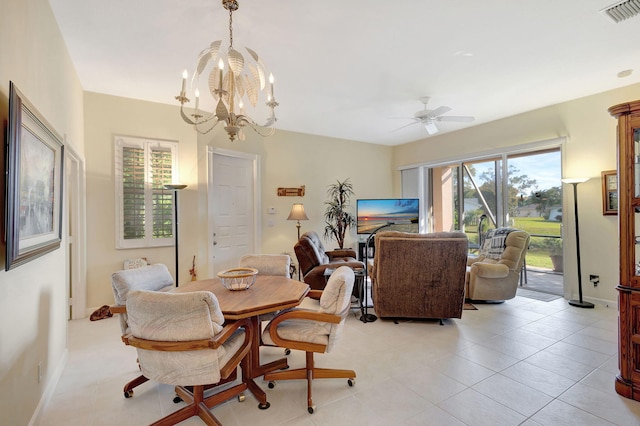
356,198,420,234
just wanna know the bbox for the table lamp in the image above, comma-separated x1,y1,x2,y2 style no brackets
287,203,309,240
287,203,308,281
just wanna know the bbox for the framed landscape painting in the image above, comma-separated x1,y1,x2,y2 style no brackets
5,82,64,270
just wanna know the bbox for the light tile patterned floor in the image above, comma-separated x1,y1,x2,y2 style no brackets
39,296,640,425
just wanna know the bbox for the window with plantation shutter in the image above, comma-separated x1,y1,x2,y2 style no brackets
115,136,179,249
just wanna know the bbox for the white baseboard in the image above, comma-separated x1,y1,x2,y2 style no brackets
29,348,68,426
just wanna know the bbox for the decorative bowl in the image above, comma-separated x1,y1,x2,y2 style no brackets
217,267,258,291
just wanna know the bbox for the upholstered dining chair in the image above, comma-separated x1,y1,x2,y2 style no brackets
124,289,252,426
240,253,293,351
110,263,174,398
262,266,356,414
239,254,291,277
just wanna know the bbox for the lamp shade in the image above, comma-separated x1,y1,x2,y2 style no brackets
287,203,309,221
561,178,589,184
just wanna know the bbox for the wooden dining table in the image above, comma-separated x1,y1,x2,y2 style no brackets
172,275,310,408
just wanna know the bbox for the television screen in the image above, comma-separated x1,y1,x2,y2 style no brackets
356,198,420,234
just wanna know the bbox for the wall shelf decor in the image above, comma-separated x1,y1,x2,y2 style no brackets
277,185,305,197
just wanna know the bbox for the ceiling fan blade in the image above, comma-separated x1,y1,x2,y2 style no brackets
391,121,421,132
437,115,475,123
424,121,439,135
425,106,452,118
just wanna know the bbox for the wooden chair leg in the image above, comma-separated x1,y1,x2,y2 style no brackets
264,351,356,414
306,352,314,411
123,374,148,398
150,383,247,426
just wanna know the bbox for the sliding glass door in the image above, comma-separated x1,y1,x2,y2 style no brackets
401,147,563,295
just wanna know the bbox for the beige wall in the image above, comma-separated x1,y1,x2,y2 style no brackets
394,83,640,305
0,0,85,424
83,93,199,308
84,93,394,309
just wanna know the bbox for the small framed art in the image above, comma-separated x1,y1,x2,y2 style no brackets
601,170,617,216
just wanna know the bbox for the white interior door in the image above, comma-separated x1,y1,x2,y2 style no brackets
64,145,87,319
207,148,259,276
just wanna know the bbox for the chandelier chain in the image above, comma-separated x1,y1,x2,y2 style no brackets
228,6,234,50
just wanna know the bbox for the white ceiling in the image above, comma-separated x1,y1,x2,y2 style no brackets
49,0,640,146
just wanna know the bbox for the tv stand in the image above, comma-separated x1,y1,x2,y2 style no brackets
358,238,374,261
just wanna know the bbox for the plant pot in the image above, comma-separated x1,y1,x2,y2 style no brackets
550,255,563,272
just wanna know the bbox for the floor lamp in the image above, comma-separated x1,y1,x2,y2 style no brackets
562,178,594,308
165,184,187,287
287,203,308,281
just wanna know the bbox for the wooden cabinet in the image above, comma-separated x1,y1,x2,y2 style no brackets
609,100,640,401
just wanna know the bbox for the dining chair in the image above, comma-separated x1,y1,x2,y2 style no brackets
124,289,252,426
240,254,293,352
239,254,291,277
262,265,356,414
110,263,174,398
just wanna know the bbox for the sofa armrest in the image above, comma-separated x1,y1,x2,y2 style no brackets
327,248,357,259
470,262,509,279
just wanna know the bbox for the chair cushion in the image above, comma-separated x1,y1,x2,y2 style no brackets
111,264,174,306
111,263,174,334
239,254,291,277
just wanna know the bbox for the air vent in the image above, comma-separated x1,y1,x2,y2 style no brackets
601,0,640,23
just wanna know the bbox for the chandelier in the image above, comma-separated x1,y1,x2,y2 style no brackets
176,0,278,142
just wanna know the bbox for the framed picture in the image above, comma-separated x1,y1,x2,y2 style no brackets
5,82,64,270
602,170,617,216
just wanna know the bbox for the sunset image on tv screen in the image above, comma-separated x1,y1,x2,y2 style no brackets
356,198,419,234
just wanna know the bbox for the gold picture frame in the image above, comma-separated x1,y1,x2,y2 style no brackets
602,170,617,215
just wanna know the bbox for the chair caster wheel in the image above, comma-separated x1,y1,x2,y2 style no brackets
308,405,316,414
348,378,355,387
124,390,133,398
284,348,291,355
237,393,246,402
173,395,182,403
258,402,270,410
268,381,276,389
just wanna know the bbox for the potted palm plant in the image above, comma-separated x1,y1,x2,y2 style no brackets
323,179,356,249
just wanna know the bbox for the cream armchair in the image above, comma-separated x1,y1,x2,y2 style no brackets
466,228,530,301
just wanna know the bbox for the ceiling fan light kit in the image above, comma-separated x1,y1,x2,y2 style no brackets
176,0,279,142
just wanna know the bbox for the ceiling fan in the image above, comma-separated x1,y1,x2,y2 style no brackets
393,96,475,135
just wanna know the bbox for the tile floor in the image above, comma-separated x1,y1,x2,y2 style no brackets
40,296,640,425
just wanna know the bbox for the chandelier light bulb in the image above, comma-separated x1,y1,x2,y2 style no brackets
181,69,188,94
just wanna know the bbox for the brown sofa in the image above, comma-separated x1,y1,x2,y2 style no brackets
371,231,468,321
294,231,364,290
